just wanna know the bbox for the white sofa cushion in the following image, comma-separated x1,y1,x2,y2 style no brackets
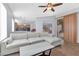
28,37,45,44
40,37,62,43
27,32,39,38
10,32,27,40
6,39,29,49
39,32,50,37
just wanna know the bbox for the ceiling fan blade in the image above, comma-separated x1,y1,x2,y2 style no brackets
51,8,55,12
38,6,47,7
43,8,47,13
53,3,63,7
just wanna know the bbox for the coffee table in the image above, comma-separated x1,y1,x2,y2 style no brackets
20,41,54,56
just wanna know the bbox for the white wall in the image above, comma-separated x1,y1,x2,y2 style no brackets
3,4,14,37
14,16,57,36
36,16,57,36
3,4,57,37
35,21,43,32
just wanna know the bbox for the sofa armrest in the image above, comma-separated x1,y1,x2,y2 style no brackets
1,41,6,49
1,37,12,49
0,37,13,55
2,37,11,43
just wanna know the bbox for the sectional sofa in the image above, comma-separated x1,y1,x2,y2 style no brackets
0,32,63,56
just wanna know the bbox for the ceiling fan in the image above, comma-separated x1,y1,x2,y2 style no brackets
38,3,63,13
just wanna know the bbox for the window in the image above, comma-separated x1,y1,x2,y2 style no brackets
0,4,7,41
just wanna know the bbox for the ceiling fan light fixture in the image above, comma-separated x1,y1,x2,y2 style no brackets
38,3,63,13
47,7,52,10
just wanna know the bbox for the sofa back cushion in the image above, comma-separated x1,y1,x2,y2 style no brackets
27,32,39,38
10,32,27,40
39,32,50,37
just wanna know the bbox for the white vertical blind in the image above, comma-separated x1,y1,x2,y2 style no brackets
0,4,7,41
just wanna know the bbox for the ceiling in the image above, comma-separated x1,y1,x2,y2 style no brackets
7,3,79,18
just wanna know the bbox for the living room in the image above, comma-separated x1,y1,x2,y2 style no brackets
1,2,79,56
